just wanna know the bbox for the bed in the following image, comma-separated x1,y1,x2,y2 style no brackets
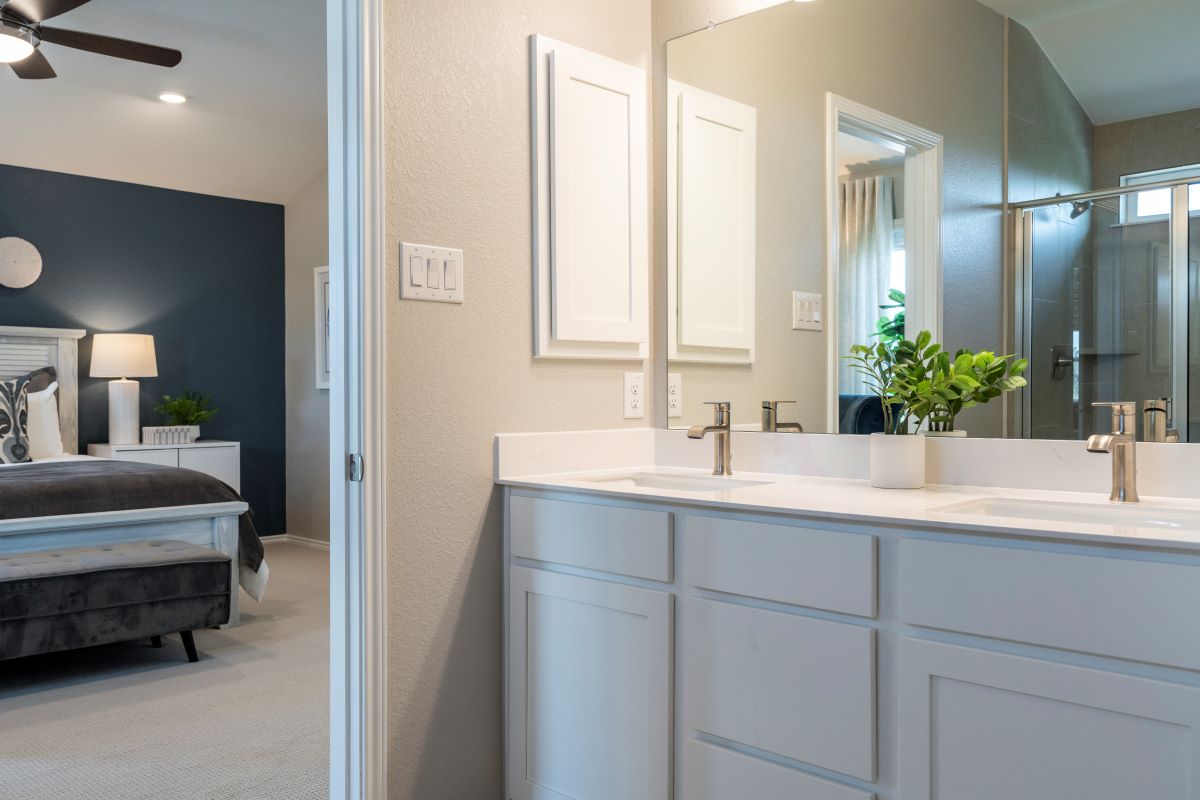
0,325,261,626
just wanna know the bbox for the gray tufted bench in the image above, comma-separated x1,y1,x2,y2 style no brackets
0,540,232,664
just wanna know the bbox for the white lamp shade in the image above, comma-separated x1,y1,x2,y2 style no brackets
90,333,159,378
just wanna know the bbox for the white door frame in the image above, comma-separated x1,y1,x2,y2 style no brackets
328,0,387,798
824,93,943,432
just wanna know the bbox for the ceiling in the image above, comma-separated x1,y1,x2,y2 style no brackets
837,131,904,176
0,0,326,204
978,0,1200,125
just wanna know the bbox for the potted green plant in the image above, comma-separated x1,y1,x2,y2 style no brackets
918,350,1028,437
846,331,942,488
151,390,220,444
848,332,1030,487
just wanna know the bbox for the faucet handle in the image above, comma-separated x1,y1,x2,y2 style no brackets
703,401,731,424
762,400,796,409
1094,401,1136,433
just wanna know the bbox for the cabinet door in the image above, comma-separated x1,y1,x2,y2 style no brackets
179,446,240,492
683,598,875,781
548,44,648,346
677,84,756,352
115,448,178,468
899,638,1200,800
508,567,671,800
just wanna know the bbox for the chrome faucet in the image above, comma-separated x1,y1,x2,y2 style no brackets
762,400,803,433
688,401,733,476
1143,398,1180,443
1087,401,1139,503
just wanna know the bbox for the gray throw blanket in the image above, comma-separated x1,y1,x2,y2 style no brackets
0,460,264,572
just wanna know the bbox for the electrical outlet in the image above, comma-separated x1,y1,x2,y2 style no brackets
793,291,823,331
624,372,644,419
667,373,683,418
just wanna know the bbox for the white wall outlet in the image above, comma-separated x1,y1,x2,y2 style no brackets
667,373,683,418
400,242,464,303
793,291,823,331
624,372,645,419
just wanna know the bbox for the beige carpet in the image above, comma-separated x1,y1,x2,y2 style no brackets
0,541,329,800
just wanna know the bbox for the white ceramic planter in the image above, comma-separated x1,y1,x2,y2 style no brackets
869,432,926,489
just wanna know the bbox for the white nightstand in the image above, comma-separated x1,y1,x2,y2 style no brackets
88,440,242,493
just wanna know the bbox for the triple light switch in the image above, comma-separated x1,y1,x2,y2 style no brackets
400,242,464,303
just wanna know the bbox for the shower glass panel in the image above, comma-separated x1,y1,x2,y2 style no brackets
1021,180,1198,442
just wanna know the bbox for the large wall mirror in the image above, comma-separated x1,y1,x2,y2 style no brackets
664,0,1200,444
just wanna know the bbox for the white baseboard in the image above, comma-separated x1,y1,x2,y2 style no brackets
262,533,331,552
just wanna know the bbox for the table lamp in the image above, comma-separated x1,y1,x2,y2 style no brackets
90,333,158,444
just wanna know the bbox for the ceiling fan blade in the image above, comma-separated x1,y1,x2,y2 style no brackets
2,0,92,24
9,47,55,79
38,27,181,67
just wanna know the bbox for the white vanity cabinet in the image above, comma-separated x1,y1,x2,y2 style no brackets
506,494,674,800
897,537,1200,799
504,491,879,800
898,638,1200,799
507,567,671,800
503,483,1200,800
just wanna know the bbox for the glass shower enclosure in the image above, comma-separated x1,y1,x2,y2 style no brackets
1015,179,1200,442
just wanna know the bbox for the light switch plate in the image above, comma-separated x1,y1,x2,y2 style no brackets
624,372,644,419
667,373,682,418
793,291,823,331
400,242,464,303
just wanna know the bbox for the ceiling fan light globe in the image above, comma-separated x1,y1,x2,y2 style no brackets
0,24,36,63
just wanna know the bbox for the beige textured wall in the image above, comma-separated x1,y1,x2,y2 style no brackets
655,0,1007,436
284,170,330,541
382,1,651,796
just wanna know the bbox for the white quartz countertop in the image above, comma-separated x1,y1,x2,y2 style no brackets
498,467,1200,552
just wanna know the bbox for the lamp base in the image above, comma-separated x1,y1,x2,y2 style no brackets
108,379,141,445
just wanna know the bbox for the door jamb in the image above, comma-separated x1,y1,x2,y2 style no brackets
328,0,387,797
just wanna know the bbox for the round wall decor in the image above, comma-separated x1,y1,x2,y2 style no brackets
0,237,43,289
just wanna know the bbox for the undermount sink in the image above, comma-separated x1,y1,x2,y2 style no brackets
937,497,1200,531
580,471,773,492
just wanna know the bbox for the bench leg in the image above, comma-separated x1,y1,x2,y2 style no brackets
180,630,199,663
150,635,163,649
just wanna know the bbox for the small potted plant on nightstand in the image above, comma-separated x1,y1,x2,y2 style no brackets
147,390,220,444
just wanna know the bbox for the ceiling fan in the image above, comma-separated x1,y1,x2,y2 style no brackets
0,0,181,80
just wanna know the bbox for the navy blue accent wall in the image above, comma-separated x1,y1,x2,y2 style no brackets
0,164,286,535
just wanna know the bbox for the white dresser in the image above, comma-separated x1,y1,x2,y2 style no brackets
88,440,241,492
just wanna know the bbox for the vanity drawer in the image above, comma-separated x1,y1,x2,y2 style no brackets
900,538,1200,670
509,494,672,582
684,598,875,781
685,515,876,617
681,739,874,800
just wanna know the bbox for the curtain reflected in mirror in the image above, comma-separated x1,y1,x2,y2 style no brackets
837,175,896,395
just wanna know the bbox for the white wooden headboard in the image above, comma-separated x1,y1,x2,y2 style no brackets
0,325,87,454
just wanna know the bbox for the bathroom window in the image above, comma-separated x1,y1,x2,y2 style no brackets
1120,163,1200,223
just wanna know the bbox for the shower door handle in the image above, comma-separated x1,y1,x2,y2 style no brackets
1050,344,1073,380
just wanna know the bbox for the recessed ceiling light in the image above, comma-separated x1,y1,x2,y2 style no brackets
158,91,188,104
0,22,36,64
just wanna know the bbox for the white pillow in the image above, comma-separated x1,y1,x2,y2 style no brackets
27,381,65,460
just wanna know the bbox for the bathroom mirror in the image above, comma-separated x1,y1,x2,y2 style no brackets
664,0,1200,443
